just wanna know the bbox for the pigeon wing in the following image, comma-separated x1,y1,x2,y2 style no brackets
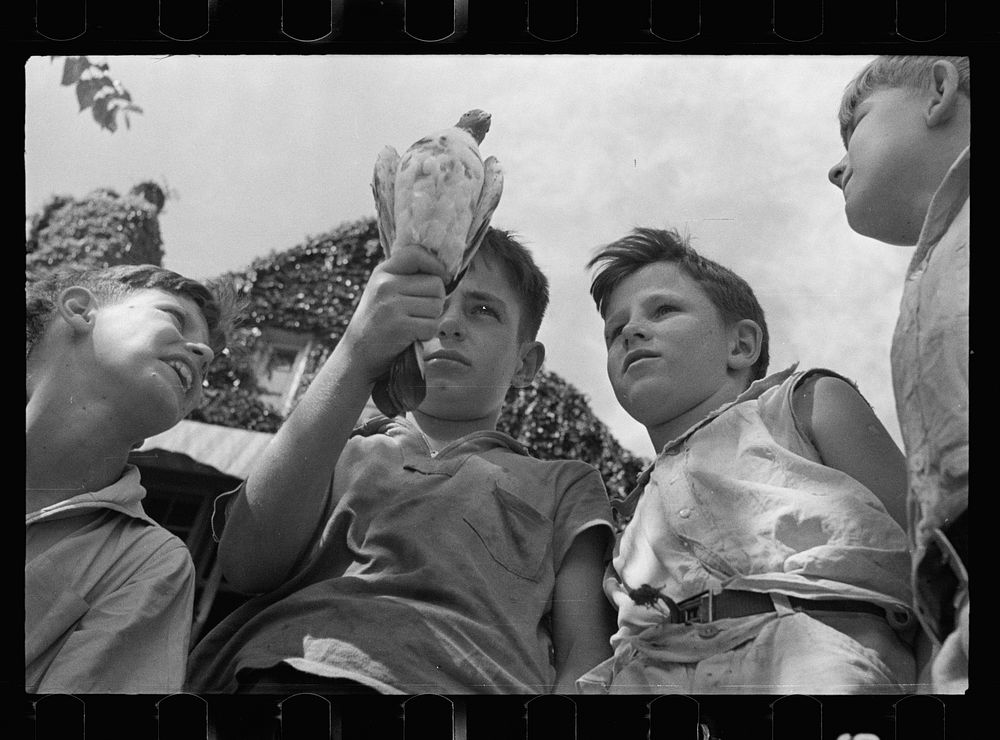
454,155,504,282
371,146,400,257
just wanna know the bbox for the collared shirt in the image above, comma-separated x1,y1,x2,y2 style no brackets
606,367,913,648
186,418,613,694
891,146,969,561
26,465,196,693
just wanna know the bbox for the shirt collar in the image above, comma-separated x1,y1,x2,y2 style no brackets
356,414,530,455
353,414,532,476
26,465,153,525
657,364,799,453
609,364,799,528
911,145,970,272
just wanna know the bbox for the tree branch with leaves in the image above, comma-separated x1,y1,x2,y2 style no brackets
53,56,143,133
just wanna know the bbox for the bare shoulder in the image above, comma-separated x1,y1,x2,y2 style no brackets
792,371,907,527
793,371,861,405
792,372,873,444
791,370,902,472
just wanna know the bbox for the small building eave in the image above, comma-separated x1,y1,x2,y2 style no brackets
134,419,275,481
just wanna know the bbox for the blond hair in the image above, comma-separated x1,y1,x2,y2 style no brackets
838,55,970,144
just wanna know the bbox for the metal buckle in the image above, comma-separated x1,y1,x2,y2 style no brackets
675,590,714,624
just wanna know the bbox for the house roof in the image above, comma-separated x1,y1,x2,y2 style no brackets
135,420,274,480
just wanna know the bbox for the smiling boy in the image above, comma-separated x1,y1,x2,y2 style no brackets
578,228,918,694
828,56,970,693
186,229,614,697
26,264,239,693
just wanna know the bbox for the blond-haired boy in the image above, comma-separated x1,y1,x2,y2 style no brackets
828,55,970,693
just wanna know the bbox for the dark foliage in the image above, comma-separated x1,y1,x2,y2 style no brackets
501,372,648,502
26,182,168,279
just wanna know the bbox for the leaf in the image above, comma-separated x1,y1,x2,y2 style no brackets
91,96,117,132
90,74,118,90
60,56,90,87
75,78,105,110
107,98,143,116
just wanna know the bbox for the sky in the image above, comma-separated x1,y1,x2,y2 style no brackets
24,54,915,460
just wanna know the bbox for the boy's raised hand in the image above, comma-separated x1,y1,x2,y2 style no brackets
219,247,448,594
342,248,449,385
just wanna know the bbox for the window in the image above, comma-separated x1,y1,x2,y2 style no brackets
254,328,313,415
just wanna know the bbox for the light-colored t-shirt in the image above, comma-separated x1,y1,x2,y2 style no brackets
26,465,196,693
186,417,613,694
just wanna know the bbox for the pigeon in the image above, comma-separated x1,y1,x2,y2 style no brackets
369,109,504,417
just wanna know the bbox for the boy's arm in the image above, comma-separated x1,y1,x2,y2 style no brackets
33,540,195,693
551,526,616,693
793,374,909,529
219,250,446,594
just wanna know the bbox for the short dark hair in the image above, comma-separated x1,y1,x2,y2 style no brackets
587,227,770,383
838,55,970,146
474,228,550,341
26,264,242,360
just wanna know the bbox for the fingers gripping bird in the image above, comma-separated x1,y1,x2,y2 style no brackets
370,110,504,417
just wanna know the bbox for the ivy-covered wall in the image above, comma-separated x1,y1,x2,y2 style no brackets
26,182,167,277
193,217,648,499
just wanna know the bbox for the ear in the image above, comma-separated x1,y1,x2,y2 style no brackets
511,340,545,389
57,286,99,335
926,59,962,128
726,319,762,373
